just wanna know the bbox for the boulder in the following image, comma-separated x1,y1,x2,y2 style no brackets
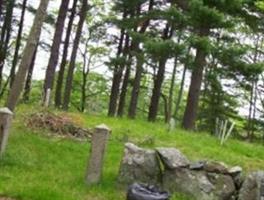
204,161,229,174
118,143,162,186
163,168,236,200
238,171,264,200
228,166,242,176
228,166,243,190
189,161,207,170
156,147,190,169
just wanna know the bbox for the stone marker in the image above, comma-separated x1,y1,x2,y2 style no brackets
85,124,111,184
0,107,13,157
118,143,162,187
238,171,264,200
168,118,176,132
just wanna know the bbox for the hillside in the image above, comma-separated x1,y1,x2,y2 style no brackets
0,106,264,200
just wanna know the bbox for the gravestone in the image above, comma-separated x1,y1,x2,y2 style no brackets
0,107,13,157
85,124,111,184
168,118,176,132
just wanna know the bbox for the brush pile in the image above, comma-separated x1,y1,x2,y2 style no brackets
26,111,92,140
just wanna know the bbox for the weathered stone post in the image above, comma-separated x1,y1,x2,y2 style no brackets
85,124,111,184
0,107,13,157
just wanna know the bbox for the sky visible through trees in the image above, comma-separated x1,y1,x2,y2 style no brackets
0,0,263,140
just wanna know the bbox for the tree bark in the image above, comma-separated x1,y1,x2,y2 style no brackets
80,39,91,112
54,0,78,108
182,28,209,130
167,57,178,122
6,0,50,111
107,11,128,117
62,0,88,110
174,63,187,120
127,0,154,119
117,56,131,117
148,24,171,122
148,58,167,122
43,0,70,105
9,0,27,88
0,0,15,89
23,45,38,102
128,54,144,118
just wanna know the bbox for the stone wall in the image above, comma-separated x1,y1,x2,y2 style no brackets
118,143,264,200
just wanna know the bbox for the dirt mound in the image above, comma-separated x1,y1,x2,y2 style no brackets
26,111,92,140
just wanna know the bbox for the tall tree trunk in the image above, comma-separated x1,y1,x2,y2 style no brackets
9,0,27,88
127,0,154,119
161,93,168,122
43,0,70,105
148,58,168,122
80,39,91,113
62,0,88,110
6,0,50,111
174,63,187,120
167,57,178,122
54,0,78,108
148,24,171,122
251,80,258,139
182,28,209,130
107,11,128,117
0,0,15,89
23,45,38,102
128,53,144,118
117,57,131,117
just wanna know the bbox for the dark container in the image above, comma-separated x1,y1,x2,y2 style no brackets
127,183,170,200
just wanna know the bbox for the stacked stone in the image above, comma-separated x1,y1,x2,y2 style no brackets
118,143,264,200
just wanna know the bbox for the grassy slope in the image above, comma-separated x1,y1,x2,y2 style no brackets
0,106,264,200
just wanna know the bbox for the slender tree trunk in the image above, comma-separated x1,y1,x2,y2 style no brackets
0,0,15,89
161,93,168,122
9,0,27,88
247,36,260,141
23,45,38,102
148,24,171,122
251,80,258,139
62,0,88,110
167,57,178,122
81,40,91,112
127,0,154,119
174,64,187,119
107,11,127,116
43,0,70,105
6,0,50,111
148,57,168,122
117,58,131,117
182,28,209,130
128,54,144,118
54,0,78,108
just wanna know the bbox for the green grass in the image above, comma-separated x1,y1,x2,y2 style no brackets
0,106,264,200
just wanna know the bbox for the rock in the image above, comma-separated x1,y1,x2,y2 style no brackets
229,166,242,175
238,171,264,200
118,143,162,186
163,168,236,200
233,173,244,190
156,147,190,169
204,161,229,174
189,161,207,170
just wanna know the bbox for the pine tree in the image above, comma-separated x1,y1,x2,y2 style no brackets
43,0,70,106
6,0,50,111
63,0,88,110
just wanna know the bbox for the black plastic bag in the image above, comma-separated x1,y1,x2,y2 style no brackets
127,183,170,200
